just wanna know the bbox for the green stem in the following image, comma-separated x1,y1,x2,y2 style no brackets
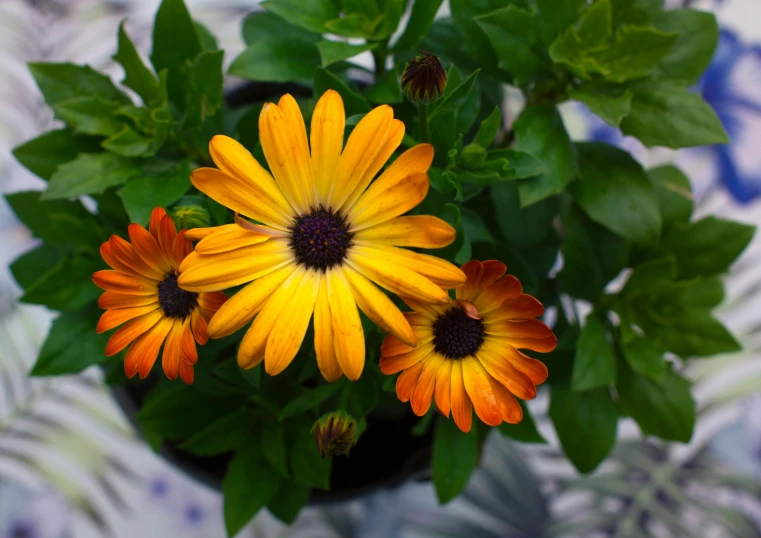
372,43,388,80
418,102,429,143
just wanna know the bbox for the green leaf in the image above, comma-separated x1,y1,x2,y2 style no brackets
570,142,661,244
52,96,125,136
31,306,109,376
316,40,374,67
195,21,218,50
102,125,155,158
346,374,380,419
185,49,224,127
475,6,550,84
621,81,729,148
261,0,338,34
572,313,617,391
243,11,321,45
657,217,755,279
4,191,96,246
324,13,381,39
260,420,290,478
651,9,719,85
20,255,101,311
571,84,632,127
646,165,693,227
498,400,546,443
10,245,64,291
559,205,629,301
490,182,557,249
547,0,612,75
28,62,130,107
12,129,101,180
278,382,344,420
43,153,141,200
267,481,310,524
535,0,585,41
473,107,501,148
314,67,371,115
622,337,667,383
223,436,282,537
611,0,661,27
365,65,403,104
391,0,444,52
150,0,203,107
229,38,320,84
432,417,479,503
113,21,161,105
488,149,548,180
428,69,480,123
617,362,695,442
513,104,577,206
178,409,253,455
588,26,677,83
449,0,503,79
549,387,618,473
287,418,332,489
118,160,192,225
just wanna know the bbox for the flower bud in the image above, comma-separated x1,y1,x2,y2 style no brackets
172,205,210,230
312,411,357,459
402,51,447,104
460,143,487,170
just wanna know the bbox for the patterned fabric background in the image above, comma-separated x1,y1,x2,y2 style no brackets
2,1,761,537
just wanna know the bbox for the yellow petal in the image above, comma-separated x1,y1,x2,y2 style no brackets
342,265,416,346
238,267,308,369
207,262,297,338
351,244,466,288
265,270,320,375
354,215,455,249
330,105,394,210
191,167,293,230
195,224,271,255
314,277,343,382
311,90,345,206
347,247,450,304
340,118,405,212
185,224,238,242
326,268,365,381
177,239,292,292
259,101,312,213
348,172,429,231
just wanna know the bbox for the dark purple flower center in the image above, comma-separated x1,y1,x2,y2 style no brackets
290,206,354,271
433,307,485,359
158,273,197,318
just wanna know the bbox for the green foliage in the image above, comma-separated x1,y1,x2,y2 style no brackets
572,313,617,391
432,417,479,503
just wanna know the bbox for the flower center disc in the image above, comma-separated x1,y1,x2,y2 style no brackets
290,207,354,271
158,274,198,318
433,307,486,359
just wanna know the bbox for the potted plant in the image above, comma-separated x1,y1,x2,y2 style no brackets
7,0,753,535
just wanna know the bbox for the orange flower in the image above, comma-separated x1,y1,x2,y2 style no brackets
92,207,227,384
380,260,556,432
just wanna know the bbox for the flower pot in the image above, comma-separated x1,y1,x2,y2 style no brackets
110,80,434,504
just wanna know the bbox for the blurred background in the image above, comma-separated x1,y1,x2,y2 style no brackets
2,0,761,537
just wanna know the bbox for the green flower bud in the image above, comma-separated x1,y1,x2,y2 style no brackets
402,50,447,105
171,205,210,230
312,411,357,459
460,143,487,170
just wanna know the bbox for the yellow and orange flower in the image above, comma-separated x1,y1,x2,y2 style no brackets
380,260,556,432
177,89,465,381
93,207,227,384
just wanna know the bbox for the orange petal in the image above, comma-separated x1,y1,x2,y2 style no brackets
450,360,473,433
98,291,158,309
488,294,545,321
314,277,343,382
475,275,523,313
462,357,502,427
124,317,173,380
171,230,193,268
434,359,453,417
191,309,209,345
157,214,179,267
128,223,172,274
161,318,185,380
457,260,484,301
194,225,271,255
179,360,195,384
105,310,164,356
411,354,444,416
503,345,549,385
488,376,523,424
354,215,456,249
381,334,416,357
180,321,198,365
491,333,558,353
487,319,554,339
396,360,423,403
148,207,168,244
108,236,165,281
380,344,434,375
325,268,365,381
401,296,448,320
350,245,466,288
198,291,227,315
100,242,143,278
93,270,157,295
477,345,537,400
97,304,161,333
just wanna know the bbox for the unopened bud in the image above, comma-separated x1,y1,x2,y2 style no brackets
402,51,447,105
460,144,486,170
312,411,357,459
172,205,210,230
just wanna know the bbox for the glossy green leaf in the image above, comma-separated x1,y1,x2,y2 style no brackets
491,182,557,249
428,69,480,123
622,337,667,383
118,160,192,225
113,21,161,105
572,313,617,391
260,420,290,478
652,9,719,85
229,38,320,83
449,0,503,78
513,104,577,206
261,0,338,34
621,81,729,148
10,245,64,291
473,107,501,148
52,96,124,136
317,40,374,67
488,149,548,180
535,0,585,42
314,67,371,115
278,382,343,420
646,165,693,227
28,62,130,107
550,387,618,473
178,409,253,455
391,0,444,52
571,85,632,127
4,191,96,246
102,125,155,158
43,152,141,200
365,65,403,104
570,142,661,244
223,437,282,537
20,255,101,311
12,129,101,180
287,418,332,489
432,417,479,503
242,11,320,45
267,481,310,524
184,49,224,127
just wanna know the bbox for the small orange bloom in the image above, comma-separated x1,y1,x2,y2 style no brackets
380,260,556,432
93,207,227,384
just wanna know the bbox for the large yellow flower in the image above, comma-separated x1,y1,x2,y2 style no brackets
178,90,466,381
380,260,556,432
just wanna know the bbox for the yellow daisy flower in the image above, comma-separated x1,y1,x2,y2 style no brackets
380,260,556,432
178,90,466,381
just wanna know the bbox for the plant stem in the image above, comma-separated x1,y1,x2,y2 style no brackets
372,43,387,80
418,103,429,142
